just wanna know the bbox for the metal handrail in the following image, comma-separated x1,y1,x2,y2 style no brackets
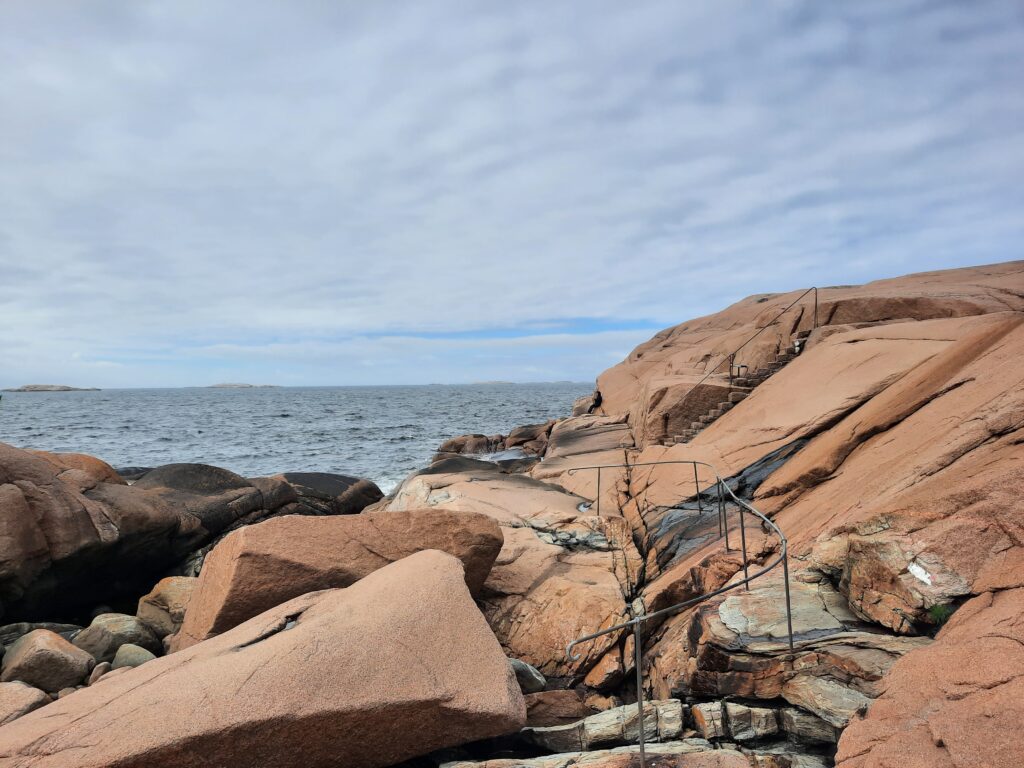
565,459,794,767
661,287,818,435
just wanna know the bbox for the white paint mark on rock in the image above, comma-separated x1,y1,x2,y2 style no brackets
907,560,932,586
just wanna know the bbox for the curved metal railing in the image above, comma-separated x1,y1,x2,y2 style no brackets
565,459,794,767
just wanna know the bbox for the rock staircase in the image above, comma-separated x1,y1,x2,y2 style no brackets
664,330,811,446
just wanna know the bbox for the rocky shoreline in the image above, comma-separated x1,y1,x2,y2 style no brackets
0,261,1022,767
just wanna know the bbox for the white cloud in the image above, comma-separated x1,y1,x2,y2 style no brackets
0,0,1022,386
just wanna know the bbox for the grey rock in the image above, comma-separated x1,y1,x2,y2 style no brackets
111,643,156,669
0,622,81,649
725,702,778,741
780,707,839,744
510,658,546,693
73,613,161,662
522,700,684,752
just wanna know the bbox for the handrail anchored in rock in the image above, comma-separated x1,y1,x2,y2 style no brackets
565,459,794,768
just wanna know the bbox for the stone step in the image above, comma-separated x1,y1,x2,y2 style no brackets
729,391,749,403
718,402,734,412
691,421,704,431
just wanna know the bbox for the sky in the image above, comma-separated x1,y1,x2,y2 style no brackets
1,0,1023,388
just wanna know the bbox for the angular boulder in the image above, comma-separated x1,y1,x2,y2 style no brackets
136,576,196,638
173,509,503,649
0,630,94,693
0,550,525,768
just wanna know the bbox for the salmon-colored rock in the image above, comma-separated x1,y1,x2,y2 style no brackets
0,550,525,768
836,588,1024,768
173,509,503,649
596,262,1024,447
0,630,94,693
29,451,126,486
136,576,196,638
382,460,639,681
0,682,48,725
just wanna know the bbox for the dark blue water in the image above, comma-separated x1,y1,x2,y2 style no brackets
0,384,589,492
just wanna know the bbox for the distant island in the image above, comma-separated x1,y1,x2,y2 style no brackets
207,383,280,389
2,384,101,392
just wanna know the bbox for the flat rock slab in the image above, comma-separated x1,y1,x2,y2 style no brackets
0,550,525,768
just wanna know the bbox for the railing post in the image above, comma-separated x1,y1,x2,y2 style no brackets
739,503,749,590
723,499,731,552
693,462,702,516
596,466,601,517
782,548,795,652
813,287,818,330
633,619,646,768
717,477,723,537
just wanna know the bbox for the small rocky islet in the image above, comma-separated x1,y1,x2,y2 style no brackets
0,260,1022,767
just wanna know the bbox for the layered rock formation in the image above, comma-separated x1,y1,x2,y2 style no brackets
414,261,1024,767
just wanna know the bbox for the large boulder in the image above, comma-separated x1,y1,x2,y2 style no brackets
0,630,94,693
0,447,382,619
172,509,502,649
0,550,526,768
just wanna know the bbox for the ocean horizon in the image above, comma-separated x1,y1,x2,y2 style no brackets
0,382,591,493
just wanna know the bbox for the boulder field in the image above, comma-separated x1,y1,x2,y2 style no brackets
0,551,525,768
0,260,1021,767
0,448,382,620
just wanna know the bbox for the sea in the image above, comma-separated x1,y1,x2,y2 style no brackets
0,383,591,493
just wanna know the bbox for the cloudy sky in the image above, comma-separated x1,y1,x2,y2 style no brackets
1,1,1022,387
